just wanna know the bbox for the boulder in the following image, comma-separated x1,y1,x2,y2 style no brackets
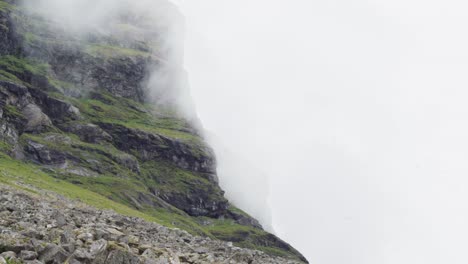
21,104,52,132
38,244,69,264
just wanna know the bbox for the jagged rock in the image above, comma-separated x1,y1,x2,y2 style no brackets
19,250,38,260
89,239,108,257
106,250,141,264
98,123,216,174
0,120,18,145
21,103,52,132
23,140,68,167
62,123,112,144
43,134,72,145
39,244,69,264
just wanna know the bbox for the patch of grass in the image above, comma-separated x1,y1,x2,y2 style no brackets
20,132,137,177
0,153,156,222
0,55,49,77
0,153,211,237
0,69,22,83
85,44,150,58
140,160,223,199
3,104,24,119
71,92,205,147
0,1,14,13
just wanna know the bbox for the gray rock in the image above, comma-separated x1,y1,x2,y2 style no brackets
19,250,38,260
24,141,68,167
24,260,43,264
63,123,112,144
89,239,107,257
0,251,16,260
106,250,140,264
39,244,69,264
22,104,52,132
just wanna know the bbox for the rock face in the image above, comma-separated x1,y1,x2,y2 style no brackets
0,186,302,264
0,0,308,263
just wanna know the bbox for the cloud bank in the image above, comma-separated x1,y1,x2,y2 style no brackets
173,0,468,263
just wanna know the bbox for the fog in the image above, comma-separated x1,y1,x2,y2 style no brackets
20,0,200,119
19,0,468,263
172,0,468,263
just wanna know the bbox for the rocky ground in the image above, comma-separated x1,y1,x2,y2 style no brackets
0,185,301,264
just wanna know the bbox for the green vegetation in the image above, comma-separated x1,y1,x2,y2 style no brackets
0,69,22,82
85,44,151,58
0,1,13,13
3,104,24,120
71,92,205,147
0,55,49,76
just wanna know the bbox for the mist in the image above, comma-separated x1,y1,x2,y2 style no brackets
17,0,468,263
20,0,201,120
172,0,468,263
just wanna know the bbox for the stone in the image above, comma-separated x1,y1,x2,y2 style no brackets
106,250,140,264
105,228,124,240
89,239,107,257
19,250,38,260
77,232,94,242
22,104,52,132
39,244,69,264
0,251,16,259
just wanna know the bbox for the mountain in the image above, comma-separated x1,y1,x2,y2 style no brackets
0,0,308,263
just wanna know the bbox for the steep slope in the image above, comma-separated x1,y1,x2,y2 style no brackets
0,0,308,262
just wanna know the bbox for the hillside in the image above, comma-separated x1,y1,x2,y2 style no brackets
0,0,308,263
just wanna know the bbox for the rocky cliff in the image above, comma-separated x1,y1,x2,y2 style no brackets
0,0,308,263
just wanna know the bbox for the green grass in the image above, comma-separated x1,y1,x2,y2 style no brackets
0,1,13,13
0,55,49,76
3,104,24,119
0,69,22,83
71,92,205,147
20,132,137,177
85,44,151,58
0,153,157,221
0,153,212,235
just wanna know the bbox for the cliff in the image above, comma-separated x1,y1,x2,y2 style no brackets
0,0,308,263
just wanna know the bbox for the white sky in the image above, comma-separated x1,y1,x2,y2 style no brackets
172,0,468,263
